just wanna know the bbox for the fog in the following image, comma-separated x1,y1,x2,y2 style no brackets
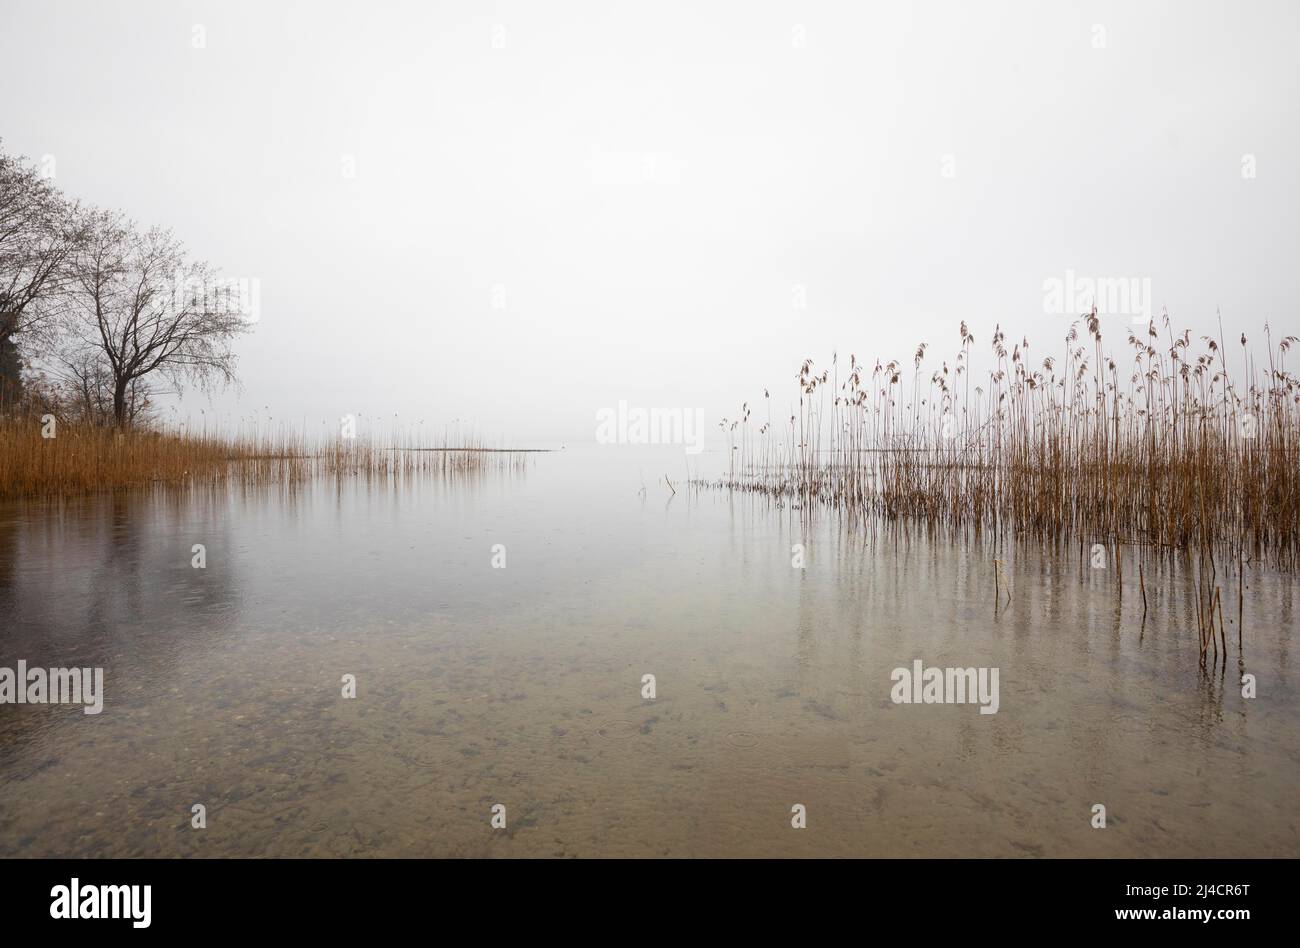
3,0,1296,444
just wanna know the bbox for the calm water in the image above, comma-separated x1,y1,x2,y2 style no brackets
0,445,1296,857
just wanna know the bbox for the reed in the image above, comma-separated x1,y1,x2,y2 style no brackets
705,311,1300,569
0,416,531,499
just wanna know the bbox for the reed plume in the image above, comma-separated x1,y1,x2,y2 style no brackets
706,311,1300,569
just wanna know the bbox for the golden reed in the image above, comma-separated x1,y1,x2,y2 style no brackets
708,313,1299,571
0,420,529,498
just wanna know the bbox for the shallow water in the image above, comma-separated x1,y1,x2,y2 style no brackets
0,445,1296,857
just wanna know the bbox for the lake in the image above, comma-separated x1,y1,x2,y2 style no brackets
0,444,1296,857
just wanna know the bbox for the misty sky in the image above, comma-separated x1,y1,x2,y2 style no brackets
2,0,1297,444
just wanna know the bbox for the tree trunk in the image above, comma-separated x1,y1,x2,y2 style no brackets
113,377,129,427
0,329,22,410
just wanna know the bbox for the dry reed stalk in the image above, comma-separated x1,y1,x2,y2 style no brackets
705,317,1299,572
0,417,531,499
1238,559,1244,650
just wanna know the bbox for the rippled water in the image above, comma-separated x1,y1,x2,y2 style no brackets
0,445,1296,857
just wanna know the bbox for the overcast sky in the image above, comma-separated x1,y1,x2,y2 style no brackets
3,0,1296,444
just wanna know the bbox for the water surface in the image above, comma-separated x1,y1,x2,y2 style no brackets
1,446,1296,857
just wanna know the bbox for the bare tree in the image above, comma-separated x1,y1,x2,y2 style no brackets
0,143,82,405
49,348,153,425
65,209,247,426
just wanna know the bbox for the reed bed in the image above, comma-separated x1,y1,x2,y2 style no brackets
704,311,1300,575
0,417,532,499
